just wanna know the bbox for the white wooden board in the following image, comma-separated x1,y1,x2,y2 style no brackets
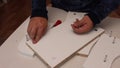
77,37,99,56
26,12,104,68
17,7,67,57
84,34,120,68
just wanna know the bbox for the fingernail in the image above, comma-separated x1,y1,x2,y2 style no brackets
76,18,79,21
33,40,37,44
71,24,73,26
74,26,78,28
72,25,78,28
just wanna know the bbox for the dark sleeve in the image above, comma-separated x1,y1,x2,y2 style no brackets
31,0,48,19
86,0,119,26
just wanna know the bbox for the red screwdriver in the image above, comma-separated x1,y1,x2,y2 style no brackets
52,20,62,28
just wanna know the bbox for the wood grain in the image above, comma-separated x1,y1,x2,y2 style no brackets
0,0,31,46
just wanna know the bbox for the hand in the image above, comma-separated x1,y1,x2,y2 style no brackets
71,15,94,34
27,17,48,44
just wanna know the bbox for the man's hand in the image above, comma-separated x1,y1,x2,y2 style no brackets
71,15,94,34
27,17,48,44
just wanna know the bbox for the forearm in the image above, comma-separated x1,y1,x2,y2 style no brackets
87,0,119,26
31,0,48,19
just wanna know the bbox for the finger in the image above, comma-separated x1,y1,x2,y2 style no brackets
76,18,79,22
73,19,80,27
72,20,84,29
71,24,78,28
29,27,37,42
27,19,35,36
73,18,84,28
33,27,44,44
72,23,90,34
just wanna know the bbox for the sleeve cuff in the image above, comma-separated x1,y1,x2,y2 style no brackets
86,12,100,26
31,9,48,19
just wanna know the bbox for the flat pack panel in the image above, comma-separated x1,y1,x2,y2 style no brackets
84,34,120,68
77,37,99,56
17,7,67,58
27,12,104,68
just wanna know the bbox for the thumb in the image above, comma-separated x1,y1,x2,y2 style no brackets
72,18,84,28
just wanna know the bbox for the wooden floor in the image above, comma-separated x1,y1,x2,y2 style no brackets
0,0,119,46
0,0,31,46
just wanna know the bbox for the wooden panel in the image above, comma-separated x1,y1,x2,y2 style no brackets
27,10,104,68
84,34,120,68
